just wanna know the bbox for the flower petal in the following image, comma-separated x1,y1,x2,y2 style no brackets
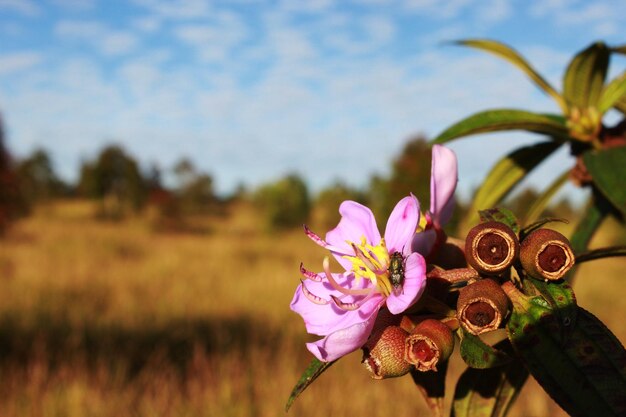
384,195,420,254
411,229,437,257
430,145,457,227
306,310,379,362
386,252,426,314
290,273,380,336
326,200,381,250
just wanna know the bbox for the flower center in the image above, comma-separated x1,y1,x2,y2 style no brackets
344,237,393,296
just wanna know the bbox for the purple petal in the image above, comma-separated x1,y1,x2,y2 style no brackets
430,145,457,227
384,195,420,254
306,309,379,362
326,201,381,251
411,229,437,257
290,273,380,336
386,252,426,314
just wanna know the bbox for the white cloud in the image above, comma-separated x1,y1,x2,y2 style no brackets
318,15,396,55
131,0,213,19
278,0,335,14
55,20,140,56
173,12,248,62
404,0,474,19
55,20,103,37
557,2,612,25
1,21,26,36
52,0,97,12
0,0,40,16
0,51,43,76
100,32,139,56
528,0,571,17
131,15,162,32
477,0,512,23
529,1,624,39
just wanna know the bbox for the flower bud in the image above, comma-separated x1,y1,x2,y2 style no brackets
362,325,411,379
465,221,519,275
520,228,575,281
404,319,454,372
457,279,510,335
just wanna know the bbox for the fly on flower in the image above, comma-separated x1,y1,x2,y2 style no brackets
290,195,427,362
388,251,405,294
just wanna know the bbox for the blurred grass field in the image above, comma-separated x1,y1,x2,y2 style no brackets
0,200,623,417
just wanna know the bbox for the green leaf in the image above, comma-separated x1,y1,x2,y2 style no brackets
459,329,513,369
570,194,610,254
454,39,566,112
563,42,610,109
462,141,562,231
598,71,626,114
526,279,578,344
452,340,529,417
567,193,611,282
505,283,626,417
523,170,570,225
478,207,520,234
576,246,626,263
433,109,569,144
285,358,335,411
411,361,448,417
583,145,626,217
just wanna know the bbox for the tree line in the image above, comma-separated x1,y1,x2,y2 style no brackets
0,115,576,234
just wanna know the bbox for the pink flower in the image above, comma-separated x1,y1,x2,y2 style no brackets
290,195,427,362
412,144,458,257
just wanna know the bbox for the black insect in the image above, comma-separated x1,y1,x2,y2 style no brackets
388,251,405,292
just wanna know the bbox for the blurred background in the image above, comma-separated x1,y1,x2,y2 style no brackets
0,1,625,416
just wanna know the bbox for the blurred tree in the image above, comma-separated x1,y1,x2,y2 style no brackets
254,173,310,231
78,144,147,218
145,162,163,192
0,116,28,232
17,148,67,205
367,174,392,222
313,181,367,231
368,136,431,221
172,158,215,215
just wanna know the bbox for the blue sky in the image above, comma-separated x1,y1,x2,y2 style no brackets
1,0,625,201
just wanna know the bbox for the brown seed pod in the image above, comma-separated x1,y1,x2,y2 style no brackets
465,221,519,275
362,325,411,379
520,228,575,281
457,278,510,335
404,318,454,372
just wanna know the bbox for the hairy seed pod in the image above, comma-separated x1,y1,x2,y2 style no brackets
457,278,510,335
404,319,454,372
520,228,575,281
465,221,519,275
362,325,411,379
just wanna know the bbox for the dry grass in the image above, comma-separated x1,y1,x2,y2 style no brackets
0,200,623,417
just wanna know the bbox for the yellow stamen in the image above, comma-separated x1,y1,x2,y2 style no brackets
344,237,393,296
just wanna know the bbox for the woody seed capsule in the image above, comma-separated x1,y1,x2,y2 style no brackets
457,278,510,335
405,319,454,372
362,325,411,379
520,228,575,281
465,221,519,275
